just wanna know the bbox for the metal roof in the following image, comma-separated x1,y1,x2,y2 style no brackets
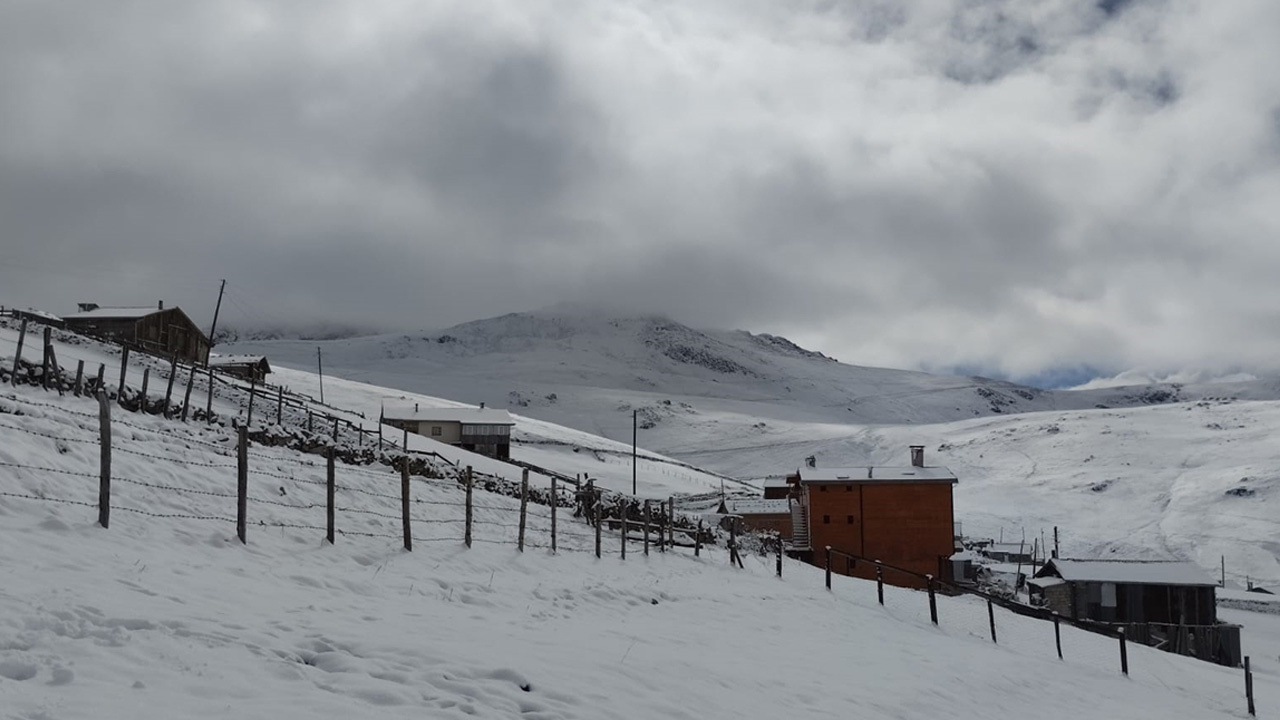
382,406,515,425
798,466,957,483
1037,559,1217,587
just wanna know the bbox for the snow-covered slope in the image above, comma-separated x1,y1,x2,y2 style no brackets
1,380,1274,718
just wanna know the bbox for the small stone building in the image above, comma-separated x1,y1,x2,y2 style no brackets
382,404,515,460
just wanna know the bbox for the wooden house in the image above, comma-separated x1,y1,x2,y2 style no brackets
209,355,272,383
717,497,792,539
382,403,515,460
789,446,958,588
62,302,209,365
982,542,1035,564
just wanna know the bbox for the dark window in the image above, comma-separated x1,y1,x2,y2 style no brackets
845,485,852,492
820,485,827,492
847,515,854,524
823,515,830,524
431,426,442,436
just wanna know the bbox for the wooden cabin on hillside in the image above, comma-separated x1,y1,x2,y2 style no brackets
209,355,272,383
62,302,209,365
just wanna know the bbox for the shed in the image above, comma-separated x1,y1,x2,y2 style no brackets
983,542,1035,564
61,303,209,365
1032,559,1218,625
209,355,272,383
717,497,792,539
382,404,515,460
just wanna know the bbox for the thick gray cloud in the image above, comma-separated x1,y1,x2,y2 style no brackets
1,0,1278,382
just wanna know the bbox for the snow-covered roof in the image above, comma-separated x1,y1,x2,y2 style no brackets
13,308,63,322
209,355,268,367
62,306,161,320
1029,576,1066,588
722,498,790,515
763,477,791,488
1038,559,1217,587
798,466,957,483
382,406,515,425
985,543,1034,555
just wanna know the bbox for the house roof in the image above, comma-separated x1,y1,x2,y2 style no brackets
209,355,269,367
985,543,1034,555
763,477,791,488
722,498,790,515
382,406,515,425
798,466,957,484
62,306,162,320
1037,559,1217,587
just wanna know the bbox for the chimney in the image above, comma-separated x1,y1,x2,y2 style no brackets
158,300,164,310
77,303,99,313
804,455,816,468
910,445,925,467
414,402,418,412
479,402,486,409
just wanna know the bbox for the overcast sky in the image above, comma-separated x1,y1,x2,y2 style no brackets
2,0,1278,385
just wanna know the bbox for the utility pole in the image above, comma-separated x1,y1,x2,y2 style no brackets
316,347,325,405
632,409,637,495
205,279,226,365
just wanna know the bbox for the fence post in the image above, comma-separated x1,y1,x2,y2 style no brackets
825,546,832,590
668,496,674,545
988,599,997,643
117,347,129,406
10,317,26,385
41,327,51,390
246,378,256,426
729,517,743,568
139,368,150,411
1118,628,1129,676
620,508,627,559
276,386,284,425
657,502,666,552
594,499,602,559
205,367,214,422
307,410,313,433
97,391,111,529
181,364,196,421
776,539,783,577
643,500,651,556
73,359,84,397
518,469,528,552
401,454,412,552
1053,614,1063,659
162,357,177,416
694,519,702,557
326,447,335,544
550,477,558,552
332,417,339,442
1246,655,1255,716
236,425,248,544
927,575,938,625
876,564,884,605
95,364,105,396
46,343,64,396
464,466,473,548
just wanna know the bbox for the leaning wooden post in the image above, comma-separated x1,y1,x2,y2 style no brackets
236,425,248,544
332,417,339,442
138,368,150,411
10,317,26,385
825,547,832,589
594,499,603,559
181,363,196,421
97,392,111,529
276,386,284,425
776,538,783,577
307,410,313,433
658,502,666,553
1053,613,1063,659
162,357,177,416
876,563,885,605
987,599,997,643
73,359,84,397
117,347,130,406
550,477,558,552
41,327,51,390
46,343,64,396
643,501,651,556
204,366,215,422
620,509,627,559
401,454,412,552
246,378,256,426
464,466,473,548
927,575,938,625
1246,655,1255,716
326,447,336,544
1118,628,1129,676
668,496,675,543
518,469,529,552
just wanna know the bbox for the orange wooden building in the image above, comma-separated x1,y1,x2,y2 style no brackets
787,446,958,588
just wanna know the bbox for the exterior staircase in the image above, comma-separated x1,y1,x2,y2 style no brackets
788,499,811,552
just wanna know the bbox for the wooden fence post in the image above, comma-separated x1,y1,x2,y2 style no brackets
97,392,111,529
776,539,783,577
876,564,885,605
10,317,26,385
332,417,339,442
95,364,105,396
236,426,248,544
73,359,84,397
181,364,196,421
205,367,215,422
41,327,51,390
988,599,997,643
1118,628,1129,676
117,347,129,406
1246,655,1255,716
927,576,938,625
138,368,150,411
518,470,528,552
46,343,64,396
246,378,256,426
668,496,674,545
307,410,313,433
825,547,832,590
162,357,177,416
326,448,336,544
620,509,627,559
1053,614,1063,659
695,519,702,557
658,502,666,553
464,466,473,548
550,477,558,552
594,499,602,559
643,501,651,556
729,518,742,567
276,386,284,425
401,455,412,552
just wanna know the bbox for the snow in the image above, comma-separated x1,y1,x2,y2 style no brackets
208,354,268,366
61,307,161,320
800,466,958,482
381,405,515,425
1,317,1276,718
1043,559,1220,586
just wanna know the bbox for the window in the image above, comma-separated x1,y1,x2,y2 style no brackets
820,485,827,492
845,485,852,492
431,426,442,437
847,515,854,524
823,515,830,524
